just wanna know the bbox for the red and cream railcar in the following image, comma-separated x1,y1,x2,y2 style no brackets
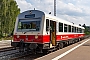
11,10,85,53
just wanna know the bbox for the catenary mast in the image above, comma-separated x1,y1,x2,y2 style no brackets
54,0,56,16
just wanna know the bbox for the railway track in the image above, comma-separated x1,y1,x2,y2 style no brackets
0,47,18,60
12,53,44,60
0,47,44,60
0,47,14,52
0,47,31,60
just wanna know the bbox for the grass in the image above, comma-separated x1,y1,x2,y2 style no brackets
0,36,13,41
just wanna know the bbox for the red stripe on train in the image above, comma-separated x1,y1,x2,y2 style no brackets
13,34,84,43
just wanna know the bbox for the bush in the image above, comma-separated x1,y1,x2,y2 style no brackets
0,34,3,38
85,32,90,35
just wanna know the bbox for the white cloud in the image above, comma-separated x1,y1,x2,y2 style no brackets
15,0,33,12
15,0,90,26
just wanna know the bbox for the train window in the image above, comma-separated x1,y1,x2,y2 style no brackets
46,19,49,31
72,26,74,32
76,27,78,33
68,25,71,32
59,22,63,32
81,29,82,33
74,27,77,33
17,19,41,32
77,28,79,33
64,24,67,32
82,29,84,33
78,28,81,33
18,22,21,29
82,29,83,33
80,28,82,33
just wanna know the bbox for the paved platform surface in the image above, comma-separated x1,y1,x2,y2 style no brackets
59,39,90,60
35,38,90,60
0,40,11,49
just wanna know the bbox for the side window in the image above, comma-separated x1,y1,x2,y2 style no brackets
78,28,80,33
80,28,82,33
77,27,78,33
68,25,71,32
46,19,49,31
59,22,63,32
72,26,74,32
75,27,76,33
78,28,79,33
82,29,84,33
64,24,67,32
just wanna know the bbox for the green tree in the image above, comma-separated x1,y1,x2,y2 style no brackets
0,0,20,38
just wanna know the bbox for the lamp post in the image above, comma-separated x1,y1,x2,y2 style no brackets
54,0,56,16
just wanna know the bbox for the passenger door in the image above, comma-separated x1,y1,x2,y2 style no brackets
50,20,56,46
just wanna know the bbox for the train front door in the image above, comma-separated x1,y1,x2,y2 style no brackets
50,20,56,47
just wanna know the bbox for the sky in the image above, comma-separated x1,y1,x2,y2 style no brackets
15,0,90,26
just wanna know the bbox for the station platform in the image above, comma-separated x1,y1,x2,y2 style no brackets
0,40,12,49
59,38,90,60
36,38,90,60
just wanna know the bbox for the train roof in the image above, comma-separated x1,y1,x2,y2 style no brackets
44,12,85,29
20,10,85,29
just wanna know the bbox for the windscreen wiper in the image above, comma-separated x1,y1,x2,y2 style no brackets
23,30,30,34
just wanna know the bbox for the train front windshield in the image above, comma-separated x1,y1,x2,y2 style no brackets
17,19,41,32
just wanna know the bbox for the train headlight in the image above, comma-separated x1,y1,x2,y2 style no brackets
26,35,28,40
17,35,20,38
35,35,38,39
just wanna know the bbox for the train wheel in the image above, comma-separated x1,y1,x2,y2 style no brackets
58,42,63,49
68,40,71,45
42,49,48,55
66,41,69,46
64,41,68,47
72,40,75,44
78,38,81,41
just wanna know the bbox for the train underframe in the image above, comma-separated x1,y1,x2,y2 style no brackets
11,37,84,54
